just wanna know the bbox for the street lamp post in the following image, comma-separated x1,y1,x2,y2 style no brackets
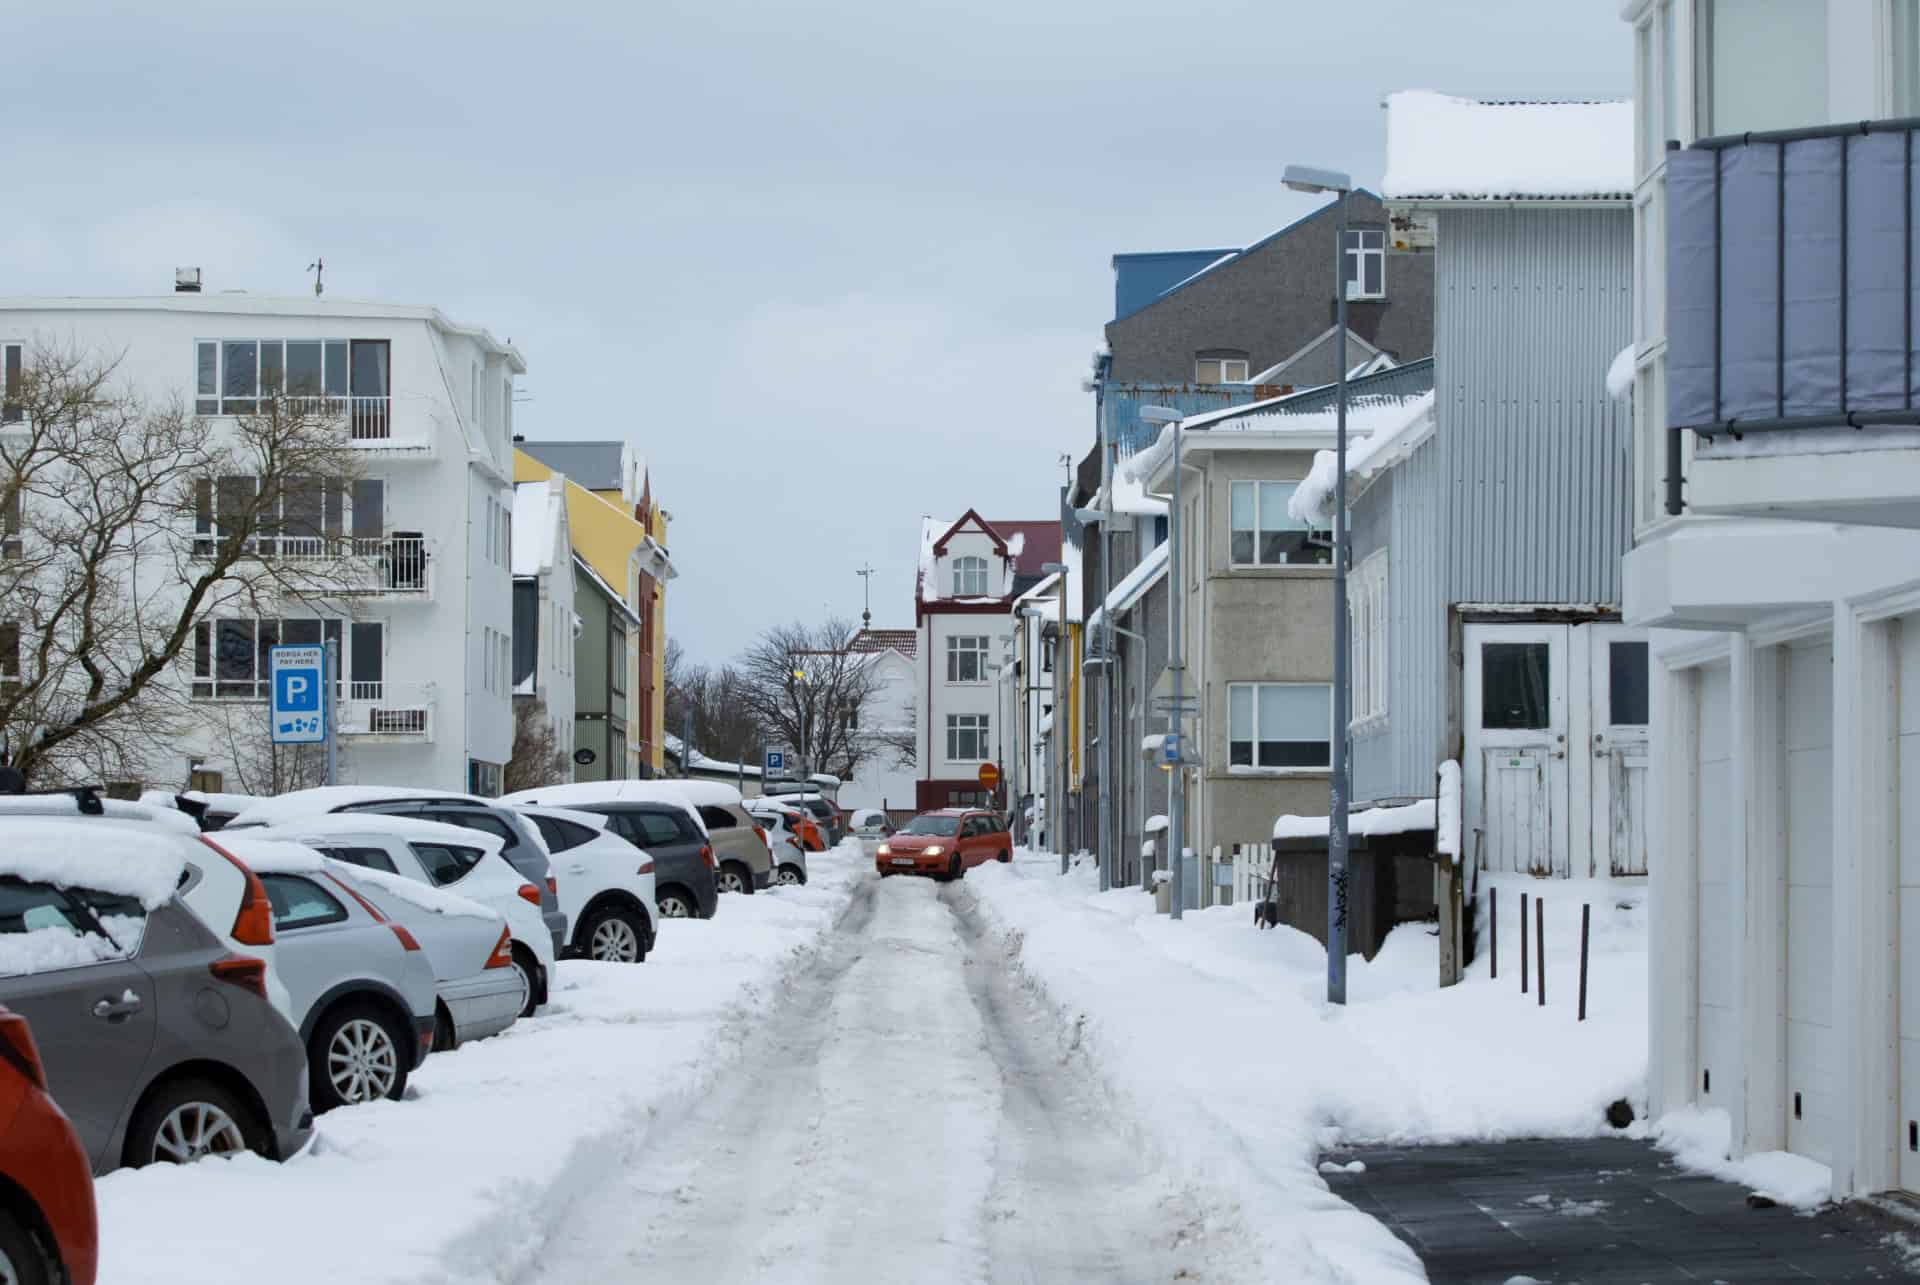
1283,163,1354,1006
1039,559,1070,873
1137,405,1186,920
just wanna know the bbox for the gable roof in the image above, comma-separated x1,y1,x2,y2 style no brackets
1248,325,1385,386
849,628,918,659
930,509,1008,558
1382,90,1633,203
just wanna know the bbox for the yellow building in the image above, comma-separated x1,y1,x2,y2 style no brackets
514,442,675,777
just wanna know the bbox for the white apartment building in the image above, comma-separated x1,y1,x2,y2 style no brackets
512,473,578,769
914,511,1060,813
1625,0,1920,1200
0,280,524,794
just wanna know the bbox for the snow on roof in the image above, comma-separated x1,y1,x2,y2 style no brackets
227,785,483,829
1088,541,1169,632
1607,344,1635,401
1144,814,1168,834
1107,469,1167,518
210,833,328,875
1287,391,1438,527
342,863,497,920
1382,90,1633,202
265,813,506,854
849,628,918,659
1124,388,1433,494
0,817,190,909
917,516,949,603
1272,799,1436,842
511,480,561,577
507,803,610,831
497,780,708,831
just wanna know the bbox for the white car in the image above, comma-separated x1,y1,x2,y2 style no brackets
740,800,811,886
259,814,557,1018
509,805,658,963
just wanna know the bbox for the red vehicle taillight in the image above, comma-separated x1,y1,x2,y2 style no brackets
484,927,513,969
389,924,422,952
200,837,275,946
700,845,714,869
546,875,558,897
209,954,268,1001
752,824,768,848
516,883,542,907
638,860,655,875
0,1009,46,1090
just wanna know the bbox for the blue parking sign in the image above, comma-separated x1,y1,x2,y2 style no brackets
269,645,327,745
763,748,786,776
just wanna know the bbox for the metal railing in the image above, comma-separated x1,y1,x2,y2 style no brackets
338,685,433,739
197,533,432,594
273,395,392,441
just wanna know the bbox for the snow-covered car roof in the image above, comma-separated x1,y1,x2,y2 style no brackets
226,785,488,828
340,864,496,920
507,803,611,831
0,793,202,837
205,832,329,875
498,781,707,833
263,813,507,854
0,816,193,909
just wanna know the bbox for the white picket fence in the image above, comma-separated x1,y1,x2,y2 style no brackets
1134,840,1276,911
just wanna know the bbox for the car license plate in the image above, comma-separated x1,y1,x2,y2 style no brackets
890,857,914,866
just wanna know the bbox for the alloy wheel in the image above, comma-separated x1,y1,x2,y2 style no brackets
718,868,748,895
152,1100,248,1164
327,1017,399,1104
0,1244,18,1285
776,866,803,886
659,894,693,919
590,917,641,963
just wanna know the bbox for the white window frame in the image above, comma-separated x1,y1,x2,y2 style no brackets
951,555,988,597
0,342,21,425
946,712,989,762
192,338,391,417
1351,551,1390,726
190,615,369,701
1194,356,1250,384
1228,479,1327,567
1227,681,1333,771
1342,228,1386,301
946,634,989,684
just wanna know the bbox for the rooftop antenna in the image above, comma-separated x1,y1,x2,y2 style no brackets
855,562,876,629
307,258,324,297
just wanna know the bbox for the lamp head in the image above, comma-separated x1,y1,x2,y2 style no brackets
1282,163,1353,195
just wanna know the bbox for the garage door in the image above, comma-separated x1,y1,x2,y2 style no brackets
1785,640,1834,1167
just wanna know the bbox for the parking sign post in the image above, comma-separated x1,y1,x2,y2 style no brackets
324,638,338,786
269,642,331,781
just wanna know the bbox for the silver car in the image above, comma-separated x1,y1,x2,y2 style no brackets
0,814,314,1173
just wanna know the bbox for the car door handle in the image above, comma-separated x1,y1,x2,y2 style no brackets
92,993,143,1021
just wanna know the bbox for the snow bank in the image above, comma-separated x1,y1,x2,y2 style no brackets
0,818,189,909
1382,90,1634,200
1437,760,1462,861
964,857,1649,1282
1607,343,1636,400
1652,1106,1832,1209
93,844,865,1285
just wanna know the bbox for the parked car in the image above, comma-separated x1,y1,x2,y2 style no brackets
0,1005,97,1285
205,835,439,1112
0,814,313,1173
509,805,657,963
149,789,261,832
746,796,827,853
226,786,568,961
504,781,768,895
875,809,1012,881
763,782,844,843
740,800,811,885
252,815,555,1016
848,808,892,840
500,784,718,921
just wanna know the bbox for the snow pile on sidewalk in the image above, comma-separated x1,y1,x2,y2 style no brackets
1651,1107,1832,1209
92,844,864,1285
964,856,1649,1283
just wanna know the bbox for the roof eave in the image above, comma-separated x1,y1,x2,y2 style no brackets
1386,193,1632,211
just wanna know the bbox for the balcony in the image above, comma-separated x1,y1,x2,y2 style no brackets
1665,117,1920,527
337,683,435,742
200,534,435,600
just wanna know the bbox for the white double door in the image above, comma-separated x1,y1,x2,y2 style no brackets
1463,621,1650,879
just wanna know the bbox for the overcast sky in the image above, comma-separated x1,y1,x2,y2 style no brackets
4,0,1627,661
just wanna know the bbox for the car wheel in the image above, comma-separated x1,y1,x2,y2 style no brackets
124,1076,262,1167
580,905,648,963
776,864,806,886
309,1003,409,1112
997,849,1011,863
717,862,754,895
0,1207,55,1285
433,1001,457,1052
510,944,540,1019
657,887,696,919
944,855,962,882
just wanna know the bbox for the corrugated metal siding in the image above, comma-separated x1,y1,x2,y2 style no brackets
1438,209,1632,605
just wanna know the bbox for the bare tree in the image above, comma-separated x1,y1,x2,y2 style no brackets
665,642,763,771
0,343,362,785
202,700,337,796
504,699,569,795
736,618,905,780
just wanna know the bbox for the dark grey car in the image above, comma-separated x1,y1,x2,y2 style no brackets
569,802,718,920
0,834,312,1174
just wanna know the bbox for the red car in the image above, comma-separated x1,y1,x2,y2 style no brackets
875,809,1012,881
0,1006,97,1285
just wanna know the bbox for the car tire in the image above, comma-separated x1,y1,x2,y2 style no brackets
510,944,541,1019
657,886,697,920
0,1206,55,1285
717,862,754,896
433,1001,457,1052
943,855,962,883
579,905,649,964
309,1003,411,1113
997,849,1012,863
124,1075,263,1167
776,864,806,886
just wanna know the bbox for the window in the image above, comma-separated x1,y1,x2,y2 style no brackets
1,343,20,424
1480,643,1551,730
190,616,356,700
947,713,989,761
1609,641,1651,727
1,486,17,559
259,874,348,931
318,846,400,875
408,842,485,886
1696,0,1828,137
947,635,988,683
627,809,689,847
1351,552,1389,724
1194,353,1250,384
192,475,380,558
193,339,390,437
464,761,503,797
0,877,147,967
1228,682,1332,769
529,815,596,852
1229,480,1327,567
0,623,17,691
1343,229,1385,300
951,556,988,597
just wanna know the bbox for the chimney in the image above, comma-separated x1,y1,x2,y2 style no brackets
174,268,202,294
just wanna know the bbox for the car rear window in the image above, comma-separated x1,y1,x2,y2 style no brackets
530,814,596,852
0,877,147,967
409,842,485,886
635,811,688,847
697,805,736,831
259,874,348,931
320,845,400,875
432,809,519,849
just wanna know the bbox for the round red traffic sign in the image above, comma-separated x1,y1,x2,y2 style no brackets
977,762,1001,790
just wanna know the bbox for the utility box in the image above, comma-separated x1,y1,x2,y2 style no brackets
1265,828,1437,961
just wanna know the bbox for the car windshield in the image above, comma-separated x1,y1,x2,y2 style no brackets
899,815,959,837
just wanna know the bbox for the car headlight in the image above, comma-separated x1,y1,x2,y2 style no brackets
923,845,944,856
877,843,890,855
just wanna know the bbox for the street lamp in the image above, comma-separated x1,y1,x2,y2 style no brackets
1138,403,1189,919
1040,560,1070,872
1283,162,1355,1006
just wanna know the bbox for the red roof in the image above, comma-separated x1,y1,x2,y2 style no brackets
989,520,1062,578
850,628,917,658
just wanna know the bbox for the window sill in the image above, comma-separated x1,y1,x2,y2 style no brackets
1220,765,1331,778
1222,563,1335,577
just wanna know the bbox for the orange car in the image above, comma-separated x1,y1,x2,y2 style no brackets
875,809,1011,881
0,1006,97,1285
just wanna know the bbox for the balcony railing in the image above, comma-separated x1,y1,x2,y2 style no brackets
1665,115,1920,515
338,683,434,740
195,533,433,597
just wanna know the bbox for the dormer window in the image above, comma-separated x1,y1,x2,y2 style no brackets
952,556,988,596
1194,351,1249,385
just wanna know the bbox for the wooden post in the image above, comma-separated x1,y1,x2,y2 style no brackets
1578,902,1591,1022
1490,886,1498,981
1520,892,1530,994
1535,893,1546,1008
1437,861,1462,987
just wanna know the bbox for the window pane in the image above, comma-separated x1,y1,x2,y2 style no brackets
260,874,345,931
1706,0,1828,135
1229,684,1253,739
1230,739,1253,767
221,342,257,400
1196,359,1222,383
1258,738,1330,768
285,342,324,396
196,342,217,396
1609,641,1650,726
215,620,255,680
1481,642,1552,729
350,621,382,685
408,844,473,886
1223,361,1248,382
259,341,283,395
1230,481,1254,532
1259,481,1301,530
352,479,384,539
194,622,211,679
350,340,390,397
283,478,323,542
1363,256,1383,296
325,846,399,875
1259,684,1329,740
282,618,320,647
1230,531,1255,564
324,342,349,396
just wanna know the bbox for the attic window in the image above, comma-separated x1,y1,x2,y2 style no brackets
1195,351,1249,385
952,556,988,596
1343,229,1385,300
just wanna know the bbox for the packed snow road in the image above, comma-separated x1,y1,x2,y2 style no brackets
528,872,1253,1284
